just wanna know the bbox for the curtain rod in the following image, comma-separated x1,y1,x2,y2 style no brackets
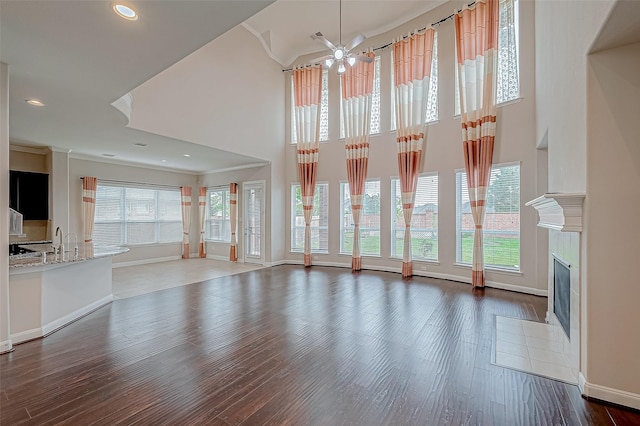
80,177,183,190
282,1,476,72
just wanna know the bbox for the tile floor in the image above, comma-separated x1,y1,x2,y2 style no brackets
112,258,264,299
494,316,577,384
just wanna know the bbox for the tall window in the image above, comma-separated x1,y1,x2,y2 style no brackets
391,174,439,261
340,55,381,138
291,183,329,253
391,31,439,130
94,185,182,246
291,69,329,144
455,0,520,115
206,187,230,242
455,163,520,270
340,180,381,256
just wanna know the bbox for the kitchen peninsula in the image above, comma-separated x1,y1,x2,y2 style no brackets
8,242,128,344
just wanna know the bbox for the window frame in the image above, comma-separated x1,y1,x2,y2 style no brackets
390,172,439,262
290,182,330,254
454,161,521,272
93,184,182,247
339,179,381,257
205,186,231,243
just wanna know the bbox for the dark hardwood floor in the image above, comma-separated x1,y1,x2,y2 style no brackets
1,266,639,425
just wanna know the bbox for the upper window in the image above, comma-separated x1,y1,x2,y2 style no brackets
291,69,329,144
340,55,381,138
94,184,182,246
391,31,439,130
206,187,230,242
455,0,520,115
291,183,329,253
340,180,381,256
391,174,439,261
455,163,520,270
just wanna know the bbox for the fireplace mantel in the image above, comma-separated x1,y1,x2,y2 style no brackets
526,193,586,232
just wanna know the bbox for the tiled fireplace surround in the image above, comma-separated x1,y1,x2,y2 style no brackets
526,194,585,384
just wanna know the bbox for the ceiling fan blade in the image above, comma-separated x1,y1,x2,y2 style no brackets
309,54,334,65
354,54,373,64
310,32,337,51
345,34,366,51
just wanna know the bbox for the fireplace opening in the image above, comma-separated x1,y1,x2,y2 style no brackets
553,255,571,340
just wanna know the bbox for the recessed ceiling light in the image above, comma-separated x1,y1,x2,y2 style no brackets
102,153,116,157
26,99,45,107
113,4,138,21
183,154,191,157
161,160,168,163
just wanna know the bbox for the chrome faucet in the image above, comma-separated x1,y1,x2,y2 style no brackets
66,233,78,258
55,226,65,255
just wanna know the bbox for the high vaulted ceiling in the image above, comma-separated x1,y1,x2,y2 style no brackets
1,0,447,173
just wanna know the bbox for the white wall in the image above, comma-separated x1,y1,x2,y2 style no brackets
1,62,12,353
534,0,615,192
68,158,199,265
282,0,545,293
128,25,285,164
584,41,640,405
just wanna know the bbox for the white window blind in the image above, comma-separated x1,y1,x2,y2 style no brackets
455,163,520,270
391,31,438,131
455,0,519,115
340,180,381,256
391,174,439,261
291,183,329,253
340,55,381,138
291,69,329,144
206,187,231,242
94,184,182,246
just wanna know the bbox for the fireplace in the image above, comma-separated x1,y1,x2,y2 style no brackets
553,255,571,340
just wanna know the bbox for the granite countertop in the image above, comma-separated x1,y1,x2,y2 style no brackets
9,243,129,269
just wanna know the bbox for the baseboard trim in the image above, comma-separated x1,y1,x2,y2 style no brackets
113,256,181,268
11,328,43,345
42,295,113,336
264,260,288,267
277,260,546,296
581,374,640,410
0,339,13,354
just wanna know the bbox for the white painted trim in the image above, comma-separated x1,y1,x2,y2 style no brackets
48,146,71,154
525,193,586,232
277,260,547,296
579,372,587,393
240,23,288,66
11,328,42,345
9,144,48,155
264,260,287,267
69,152,201,175
581,375,640,410
112,255,181,268
0,339,13,354
41,295,113,336
202,161,269,175
110,92,133,124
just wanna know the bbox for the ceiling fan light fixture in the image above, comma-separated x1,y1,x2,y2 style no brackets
325,58,334,68
334,48,345,60
347,56,356,67
337,62,346,74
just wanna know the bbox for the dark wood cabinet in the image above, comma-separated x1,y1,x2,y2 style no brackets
9,170,49,220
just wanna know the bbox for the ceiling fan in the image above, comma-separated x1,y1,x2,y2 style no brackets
309,0,373,73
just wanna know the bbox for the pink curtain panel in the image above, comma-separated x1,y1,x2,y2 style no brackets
180,186,192,259
229,183,238,262
82,176,98,243
198,187,206,258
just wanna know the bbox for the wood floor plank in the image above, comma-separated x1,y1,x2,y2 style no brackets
1,265,639,425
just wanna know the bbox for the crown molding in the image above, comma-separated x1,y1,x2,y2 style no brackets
526,193,586,232
202,161,270,175
9,144,48,155
68,152,201,176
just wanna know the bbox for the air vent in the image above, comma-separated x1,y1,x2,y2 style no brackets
133,142,148,147
102,153,116,157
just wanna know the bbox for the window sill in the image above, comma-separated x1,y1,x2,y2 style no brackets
453,97,523,119
124,241,181,248
338,253,382,259
205,240,231,244
290,251,329,255
389,256,440,266
453,262,522,276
